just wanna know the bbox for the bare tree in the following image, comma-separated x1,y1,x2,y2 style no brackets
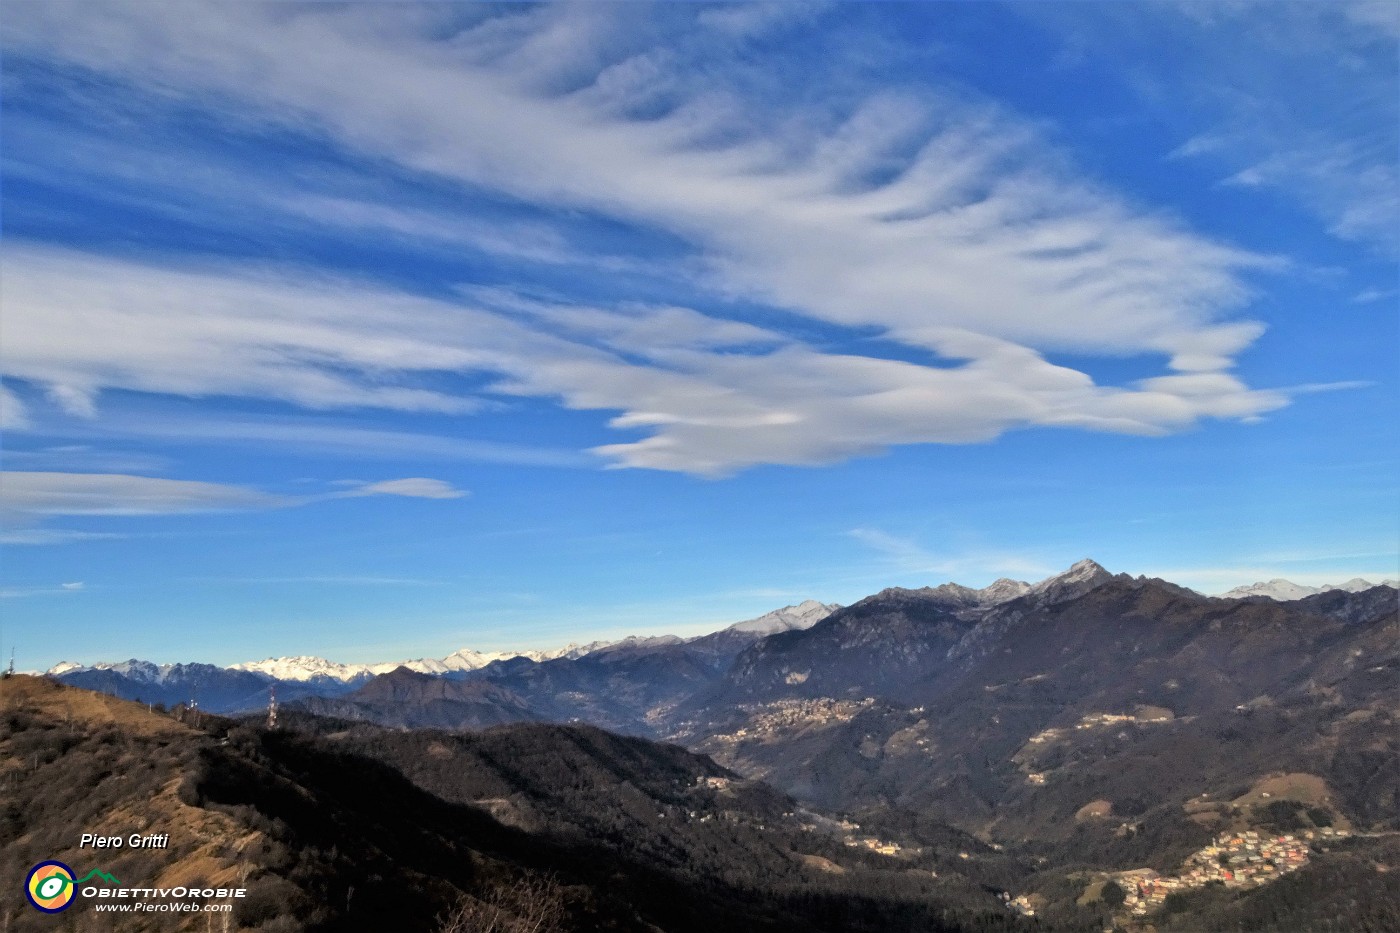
437,874,568,933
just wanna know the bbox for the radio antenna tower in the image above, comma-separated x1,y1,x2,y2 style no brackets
4,647,14,678
266,684,279,731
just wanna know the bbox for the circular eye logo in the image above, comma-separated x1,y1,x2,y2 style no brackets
26,861,76,913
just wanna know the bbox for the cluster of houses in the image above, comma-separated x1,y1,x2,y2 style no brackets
782,810,909,858
1025,709,1176,751
709,697,875,744
1025,726,1065,746
842,835,909,857
1000,892,1038,917
1075,712,1140,729
1117,827,1348,915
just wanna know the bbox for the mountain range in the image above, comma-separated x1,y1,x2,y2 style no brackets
46,598,841,707
1218,577,1398,601
46,565,1394,721
19,559,1400,930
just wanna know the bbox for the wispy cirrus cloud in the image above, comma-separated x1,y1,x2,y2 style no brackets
1,3,1300,475
0,528,127,546
1353,288,1397,305
0,383,30,430
338,478,466,500
0,471,469,528
1053,1,1399,257
1,471,284,517
846,528,1057,582
1,239,1290,477
0,582,87,599
1,445,172,474
80,415,594,470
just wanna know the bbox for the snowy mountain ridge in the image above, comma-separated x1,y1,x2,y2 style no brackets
724,599,838,635
45,602,838,684
1219,577,1398,600
228,643,596,683
47,566,1396,682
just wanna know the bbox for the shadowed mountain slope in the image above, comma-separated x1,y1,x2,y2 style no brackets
681,581,1398,861
2,676,1063,933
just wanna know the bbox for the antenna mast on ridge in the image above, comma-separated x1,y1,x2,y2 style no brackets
266,684,279,731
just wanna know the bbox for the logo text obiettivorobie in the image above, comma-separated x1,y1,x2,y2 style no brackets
24,859,247,914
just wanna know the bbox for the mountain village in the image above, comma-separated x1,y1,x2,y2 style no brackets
1117,826,1351,916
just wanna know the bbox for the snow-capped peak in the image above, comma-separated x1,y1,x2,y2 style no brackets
230,639,613,684
230,656,377,683
593,634,686,653
44,659,173,682
1027,559,1110,593
550,640,616,659
1219,577,1398,600
727,600,839,635
1329,577,1399,593
1052,558,1108,584
97,660,166,682
1218,579,1318,601
977,578,1033,603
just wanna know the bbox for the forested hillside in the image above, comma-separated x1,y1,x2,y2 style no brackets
3,676,1092,932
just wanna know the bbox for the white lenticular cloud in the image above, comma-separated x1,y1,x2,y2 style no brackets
348,479,469,500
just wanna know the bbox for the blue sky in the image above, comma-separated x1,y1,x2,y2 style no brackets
1,2,1396,671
